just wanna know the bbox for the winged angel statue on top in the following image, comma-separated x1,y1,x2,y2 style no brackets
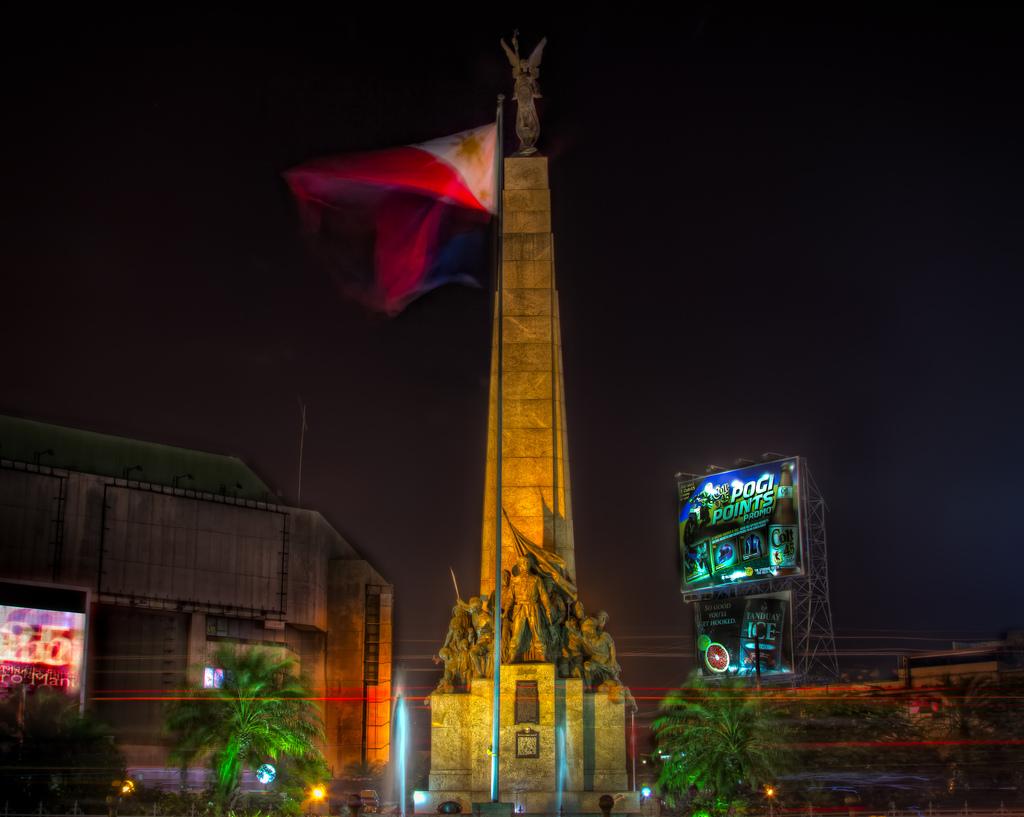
501,31,547,154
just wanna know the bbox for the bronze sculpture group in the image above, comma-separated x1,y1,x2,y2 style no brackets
434,535,625,695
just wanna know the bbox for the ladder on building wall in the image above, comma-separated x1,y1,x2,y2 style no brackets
277,514,291,617
50,474,67,583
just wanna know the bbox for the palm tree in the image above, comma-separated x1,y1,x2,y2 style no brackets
165,645,327,811
652,673,784,813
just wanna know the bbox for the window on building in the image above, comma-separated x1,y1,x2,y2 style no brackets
203,667,224,689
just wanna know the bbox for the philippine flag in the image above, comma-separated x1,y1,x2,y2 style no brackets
285,124,497,315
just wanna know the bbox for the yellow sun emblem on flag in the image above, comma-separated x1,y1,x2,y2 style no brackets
454,130,492,207
455,132,482,162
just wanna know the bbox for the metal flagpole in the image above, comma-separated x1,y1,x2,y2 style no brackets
490,93,506,805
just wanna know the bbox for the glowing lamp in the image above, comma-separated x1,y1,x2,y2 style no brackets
765,786,776,798
120,779,135,795
640,786,653,799
413,791,428,806
256,763,276,784
311,785,327,801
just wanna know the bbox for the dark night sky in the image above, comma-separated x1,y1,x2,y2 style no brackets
4,11,1023,709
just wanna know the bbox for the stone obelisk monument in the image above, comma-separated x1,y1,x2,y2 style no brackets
479,136,574,598
417,36,636,816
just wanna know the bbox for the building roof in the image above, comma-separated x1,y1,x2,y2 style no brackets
0,415,278,502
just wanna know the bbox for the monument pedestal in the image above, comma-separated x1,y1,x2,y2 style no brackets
417,663,637,815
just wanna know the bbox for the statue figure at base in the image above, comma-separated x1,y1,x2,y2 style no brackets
469,596,494,678
581,617,620,688
561,614,586,679
505,555,553,663
433,602,476,692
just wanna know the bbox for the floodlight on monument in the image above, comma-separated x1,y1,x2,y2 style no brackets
413,791,428,806
310,785,326,801
641,786,652,799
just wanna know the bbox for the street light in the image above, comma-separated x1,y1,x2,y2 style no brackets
107,779,134,817
765,784,777,817
309,785,327,816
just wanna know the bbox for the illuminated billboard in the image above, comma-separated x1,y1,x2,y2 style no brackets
678,457,802,592
0,581,87,696
694,591,794,678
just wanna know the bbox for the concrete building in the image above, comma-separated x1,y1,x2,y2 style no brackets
898,632,1024,688
0,414,392,780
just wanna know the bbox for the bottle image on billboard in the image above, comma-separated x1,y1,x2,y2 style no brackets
768,464,798,569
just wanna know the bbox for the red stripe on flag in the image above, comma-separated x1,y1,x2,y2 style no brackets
285,146,486,212
374,196,446,314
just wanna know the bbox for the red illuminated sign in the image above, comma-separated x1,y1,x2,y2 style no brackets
0,605,86,693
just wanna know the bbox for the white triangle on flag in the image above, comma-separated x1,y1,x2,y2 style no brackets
416,123,498,214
